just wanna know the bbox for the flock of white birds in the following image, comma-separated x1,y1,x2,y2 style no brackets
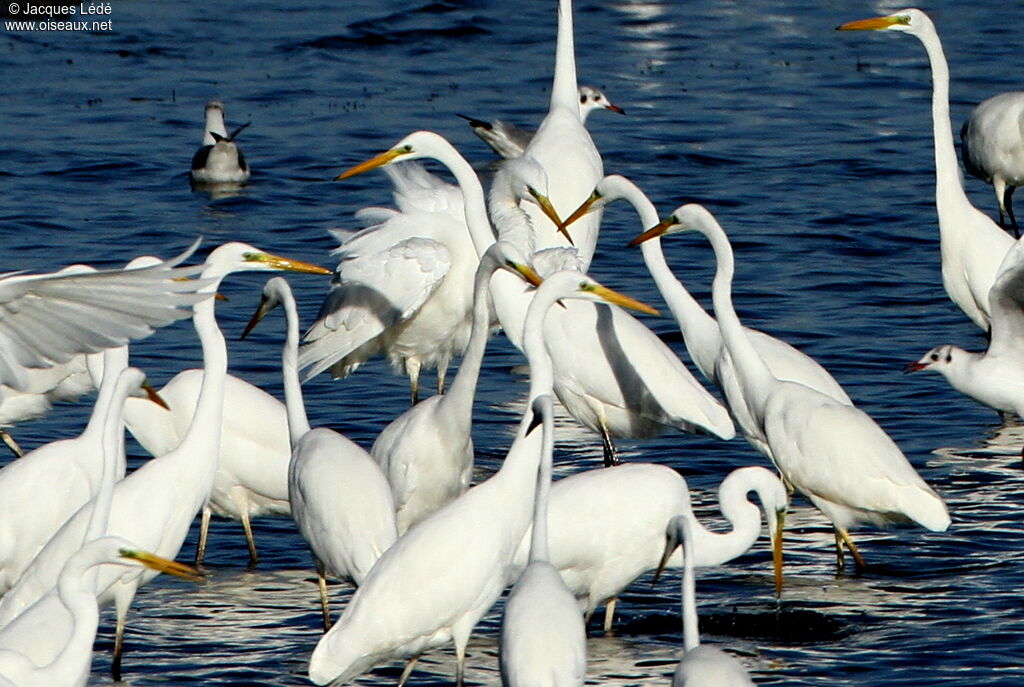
1,3,1023,687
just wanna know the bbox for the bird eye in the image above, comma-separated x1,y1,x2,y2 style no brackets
930,353,939,361
895,15,911,25
400,145,413,153
580,95,586,104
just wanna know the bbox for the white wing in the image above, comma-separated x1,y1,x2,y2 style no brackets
987,235,1024,358
0,241,205,390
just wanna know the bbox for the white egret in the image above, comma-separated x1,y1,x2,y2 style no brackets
906,236,1024,420
0,346,164,593
669,514,755,687
242,274,398,632
190,99,251,185
513,463,786,632
300,157,562,403
960,91,1024,236
0,243,331,680
565,174,850,457
634,204,950,570
371,241,542,534
332,131,735,466
500,394,587,687
459,85,624,160
520,0,604,270
0,354,92,457
307,270,659,687
0,537,201,687
838,9,1015,333
0,241,204,392
115,365,293,567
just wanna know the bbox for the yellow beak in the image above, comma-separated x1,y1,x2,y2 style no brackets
586,283,660,317
561,191,602,234
119,549,204,582
142,381,169,410
627,217,673,247
242,252,333,275
528,189,573,246
836,16,902,31
334,147,408,181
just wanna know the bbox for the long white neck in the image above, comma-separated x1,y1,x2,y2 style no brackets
423,136,497,258
550,0,581,117
80,347,129,473
679,515,700,652
696,213,775,411
277,283,312,443
441,257,499,414
527,395,555,563
915,19,969,217
609,179,720,379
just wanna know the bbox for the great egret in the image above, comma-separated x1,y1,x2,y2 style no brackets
112,363,293,568
669,514,755,687
565,174,850,458
459,85,625,160
307,270,658,687
190,100,251,185
0,240,205,392
0,537,201,687
242,275,398,631
0,243,331,680
838,8,1015,333
332,131,735,466
512,463,786,631
371,241,542,534
960,91,1024,236
634,205,950,570
906,235,1024,420
0,346,163,593
300,157,561,403
521,0,604,271
500,394,587,687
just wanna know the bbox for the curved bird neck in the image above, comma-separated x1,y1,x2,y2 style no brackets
279,283,312,442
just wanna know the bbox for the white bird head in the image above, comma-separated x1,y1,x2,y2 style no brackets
628,203,718,246
492,156,569,243
905,344,958,373
578,85,625,117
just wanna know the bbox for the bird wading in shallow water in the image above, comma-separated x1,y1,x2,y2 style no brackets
632,204,950,571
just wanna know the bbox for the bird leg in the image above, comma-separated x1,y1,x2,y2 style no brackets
602,597,617,633
436,363,448,396
397,656,419,687
600,420,619,467
315,558,332,631
240,506,259,568
834,528,866,572
112,612,126,681
194,504,212,566
407,360,422,405
0,430,24,458
1005,186,1020,238
455,644,466,687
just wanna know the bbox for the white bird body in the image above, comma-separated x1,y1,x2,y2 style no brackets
907,236,1024,418
308,268,649,687
300,162,484,402
119,367,292,564
371,243,524,534
500,395,586,687
521,0,604,271
0,244,330,679
463,85,624,161
512,464,786,623
343,132,734,464
961,91,1024,232
0,346,129,593
190,100,250,185
0,354,94,455
0,241,204,392
244,276,397,627
839,8,1014,332
670,515,755,687
648,204,950,566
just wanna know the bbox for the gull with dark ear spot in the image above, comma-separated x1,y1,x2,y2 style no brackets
906,237,1024,422
459,85,624,161
190,100,251,186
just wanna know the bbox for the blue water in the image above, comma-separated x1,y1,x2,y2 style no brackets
3,1,1024,685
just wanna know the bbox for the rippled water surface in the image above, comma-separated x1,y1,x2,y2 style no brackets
3,1,1024,685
